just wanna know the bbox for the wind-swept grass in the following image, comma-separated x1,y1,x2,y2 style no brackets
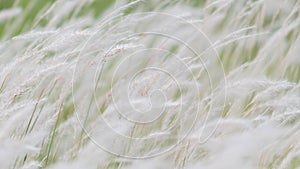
0,0,300,169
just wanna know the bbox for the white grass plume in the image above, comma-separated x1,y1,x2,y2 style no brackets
0,0,300,169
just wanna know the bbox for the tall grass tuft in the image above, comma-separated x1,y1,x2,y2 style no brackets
0,0,299,168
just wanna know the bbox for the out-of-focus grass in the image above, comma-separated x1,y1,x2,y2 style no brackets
0,0,115,39
1,0,300,169
0,0,14,10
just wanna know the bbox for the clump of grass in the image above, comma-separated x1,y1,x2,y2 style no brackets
0,0,300,169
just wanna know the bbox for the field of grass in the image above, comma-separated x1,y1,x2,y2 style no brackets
0,0,300,168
